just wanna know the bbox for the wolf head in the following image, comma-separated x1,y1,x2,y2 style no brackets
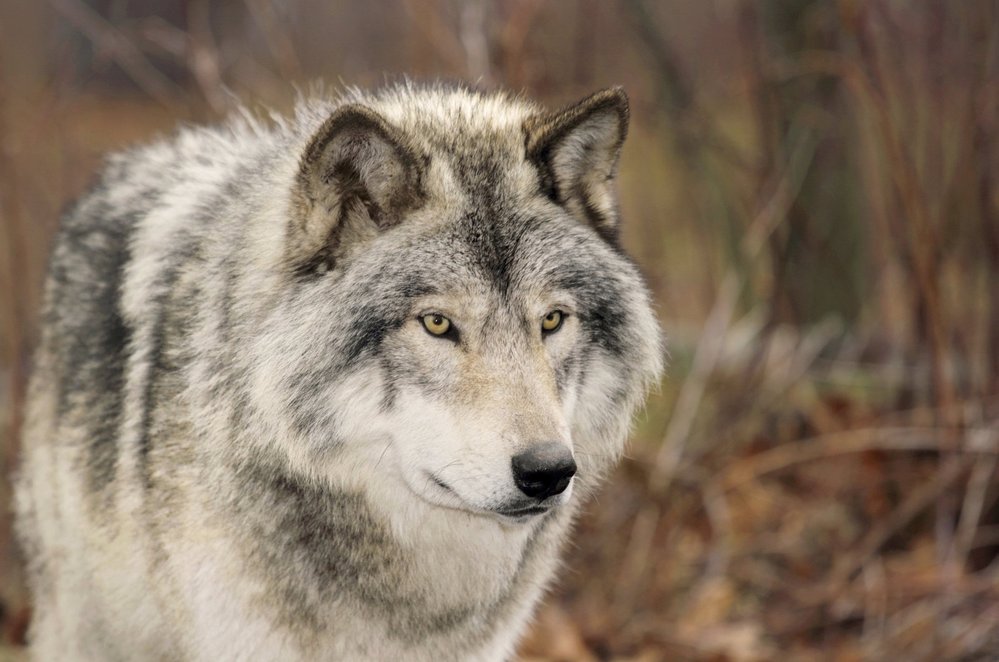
249,84,663,523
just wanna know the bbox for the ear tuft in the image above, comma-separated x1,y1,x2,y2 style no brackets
289,105,424,273
524,88,629,243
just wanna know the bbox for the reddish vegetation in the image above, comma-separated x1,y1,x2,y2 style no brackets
1,2,996,660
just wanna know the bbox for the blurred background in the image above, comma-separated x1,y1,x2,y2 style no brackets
0,1,997,660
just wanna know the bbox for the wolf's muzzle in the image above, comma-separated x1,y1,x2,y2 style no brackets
511,442,576,500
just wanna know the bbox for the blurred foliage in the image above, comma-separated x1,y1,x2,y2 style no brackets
0,1,997,659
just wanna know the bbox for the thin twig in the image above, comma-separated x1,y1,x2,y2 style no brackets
186,0,231,114
610,504,660,619
243,0,303,82
718,426,995,491
401,0,467,75
459,0,493,85
828,455,971,587
648,135,817,493
951,450,998,570
49,0,185,107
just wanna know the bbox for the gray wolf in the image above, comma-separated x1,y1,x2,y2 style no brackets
14,82,664,661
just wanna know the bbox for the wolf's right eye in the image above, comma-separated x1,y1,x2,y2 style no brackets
541,310,564,334
421,313,453,338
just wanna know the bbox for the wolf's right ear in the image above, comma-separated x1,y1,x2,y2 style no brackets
288,105,425,272
524,88,629,244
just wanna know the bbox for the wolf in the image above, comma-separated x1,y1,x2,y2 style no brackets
14,82,664,661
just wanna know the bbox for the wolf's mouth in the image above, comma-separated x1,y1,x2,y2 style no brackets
420,473,553,521
494,505,550,519
429,474,453,493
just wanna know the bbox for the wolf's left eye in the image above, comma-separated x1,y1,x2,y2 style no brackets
541,310,564,335
421,313,454,338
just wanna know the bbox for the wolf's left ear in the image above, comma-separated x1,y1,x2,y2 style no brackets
524,87,629,243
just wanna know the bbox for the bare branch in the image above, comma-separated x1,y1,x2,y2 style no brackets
49,0,185,107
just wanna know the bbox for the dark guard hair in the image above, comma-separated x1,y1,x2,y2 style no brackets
288,105,427,274
524,87,629,245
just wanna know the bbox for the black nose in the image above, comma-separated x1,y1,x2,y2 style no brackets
511,442,576,500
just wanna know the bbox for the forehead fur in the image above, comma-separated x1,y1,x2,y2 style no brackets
346,82,540,143
292,84,540,150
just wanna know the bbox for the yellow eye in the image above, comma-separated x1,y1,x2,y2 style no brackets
421,313,452,337
541,310,564,334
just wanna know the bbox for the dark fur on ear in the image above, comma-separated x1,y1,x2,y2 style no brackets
524,88,629,244
289,105,425,273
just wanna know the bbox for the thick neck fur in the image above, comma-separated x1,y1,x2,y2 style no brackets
174,446,573,659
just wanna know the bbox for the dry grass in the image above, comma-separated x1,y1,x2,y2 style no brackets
1,1,997,659
522,326,999,660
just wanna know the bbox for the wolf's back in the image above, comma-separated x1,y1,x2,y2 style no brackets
13,127,277,658
34,173,136,489
14,163,145,657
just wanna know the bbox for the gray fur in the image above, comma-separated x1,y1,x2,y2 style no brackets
15,82,664,661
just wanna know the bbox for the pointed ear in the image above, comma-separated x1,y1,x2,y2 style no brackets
288,105,425,272
524,88,629,244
